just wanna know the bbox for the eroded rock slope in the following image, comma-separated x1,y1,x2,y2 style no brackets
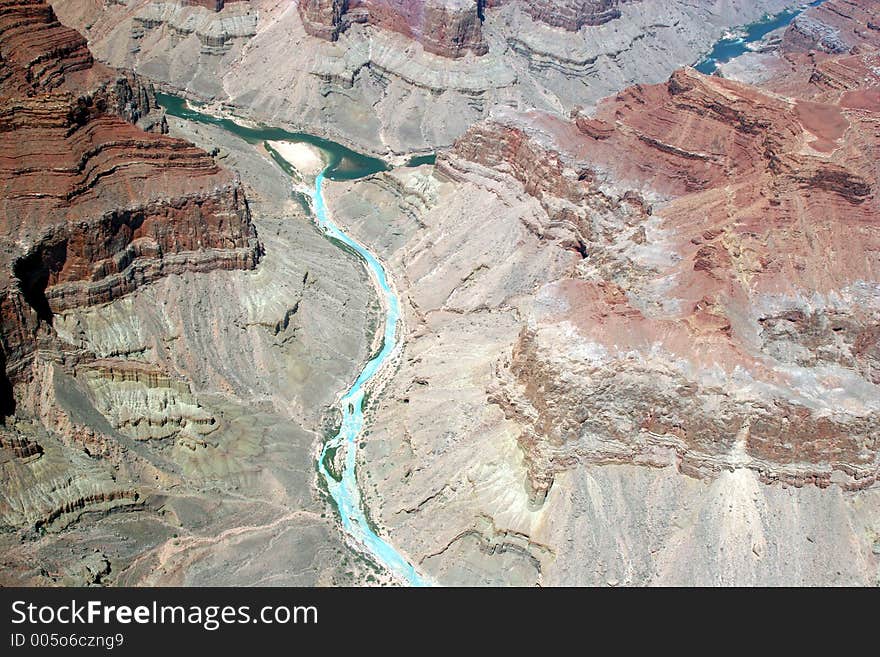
322,13,880,584
1,1,377,586
52,0,798,155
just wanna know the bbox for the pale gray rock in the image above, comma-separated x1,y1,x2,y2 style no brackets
53,0,799,156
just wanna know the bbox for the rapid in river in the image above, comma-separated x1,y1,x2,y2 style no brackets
157,94,429,586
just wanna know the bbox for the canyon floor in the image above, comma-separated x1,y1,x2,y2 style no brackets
2,0,879,586
1,89,388,584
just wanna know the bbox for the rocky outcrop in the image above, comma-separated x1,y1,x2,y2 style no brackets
459,59,880,497
485,0,622,31
132,2,257,56
181,0,247,11
0,0,261,407
299,0,620,57
296,0,631,57
54,0,800,156
298,0,489,57
0,2,263,549
81,360,218,443
783,0,880,53
298,0,347,40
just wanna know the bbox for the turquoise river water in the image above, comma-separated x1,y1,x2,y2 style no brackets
695,1,825,74
157,3,818,579
158,94,429,585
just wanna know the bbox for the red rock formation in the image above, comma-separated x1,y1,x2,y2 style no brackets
0,0,261,416
783,0,880,53
179,0,248,10
298,0,347,40
484,0,621,31
453,45,880,492
298,0,488,57
297,1,629,56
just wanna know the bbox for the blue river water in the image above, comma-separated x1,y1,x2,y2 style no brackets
311,172,430,587
155,93,429,585
156,5,821,579
695,1,825,74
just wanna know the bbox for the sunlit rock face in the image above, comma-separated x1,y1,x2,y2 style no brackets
54,0,798,157
0,0,266,566
484,0,622,31
0,0,260,385
297,0,628,57
298,0,489,57
323,6,880,585
782,0,880,53
469,60,880,496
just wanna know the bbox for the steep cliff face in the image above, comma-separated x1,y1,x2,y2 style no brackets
53,0,798,156
0,0,260,401
298,0,346,40
296,0,630,58
181,0,247,10
310,8,880,583
0,0,263,533
298,0,489,57
2,102,380,585
453,59,879,497
0,2,381,586
485,0,622,31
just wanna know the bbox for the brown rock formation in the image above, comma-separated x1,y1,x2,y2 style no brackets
296,0,629,57
298,0,347,40
484,0,622,31
179,0,247,11
448,50,880,497
298,0,488,57
783,0,880,54
0,0,261,415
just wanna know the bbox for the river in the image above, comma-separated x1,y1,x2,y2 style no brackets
695,1,825,74
156,2,822,582
157,94,429,586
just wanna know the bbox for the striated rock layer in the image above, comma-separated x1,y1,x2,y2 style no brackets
0,0,264,562
298,0,628,57
298,0,489,58
783,0,880,53
0,0,260,390
465,60,880,494
319,8,880,584
53,0,799,156
2,1,383,587
484,0,622,31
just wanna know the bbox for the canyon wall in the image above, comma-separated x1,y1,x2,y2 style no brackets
783,0,880,53
321,4,880,584
0,0,260,394
51,0,798,156
299,0,488,58
0,0,312,585
484,0,622,31
297,1,627,57
2,0,382,586
28,0,880,585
